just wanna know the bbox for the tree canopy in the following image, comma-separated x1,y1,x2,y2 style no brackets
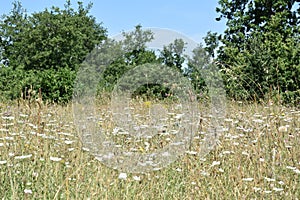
205,0,300,103
1,0,299,105
0,0,107,102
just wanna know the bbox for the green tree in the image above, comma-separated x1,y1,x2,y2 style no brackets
0,0,106,102
185,44,209,98
99,25,159,94
207,0,300,103
160,38,186,73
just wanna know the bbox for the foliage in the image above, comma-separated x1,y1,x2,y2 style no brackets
0,0,106,102
0,2,214,103
160,38,186,73
185,44,210,98
98,25,171,99
206,0,300,104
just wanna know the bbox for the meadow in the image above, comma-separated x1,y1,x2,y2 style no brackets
0,98,299,199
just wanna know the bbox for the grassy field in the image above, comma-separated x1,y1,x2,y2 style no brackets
0,99,299,199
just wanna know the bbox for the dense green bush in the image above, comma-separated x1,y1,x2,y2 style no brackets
0,0,106,103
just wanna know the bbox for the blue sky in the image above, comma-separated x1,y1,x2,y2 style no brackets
0,0,226,43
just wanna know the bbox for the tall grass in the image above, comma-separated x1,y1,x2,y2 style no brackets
0,99,299,199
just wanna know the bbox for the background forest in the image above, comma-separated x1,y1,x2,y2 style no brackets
0,0,299,105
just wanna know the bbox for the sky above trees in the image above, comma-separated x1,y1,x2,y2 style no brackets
0,0,226,43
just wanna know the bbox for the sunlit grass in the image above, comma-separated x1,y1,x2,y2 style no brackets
0,99,299,199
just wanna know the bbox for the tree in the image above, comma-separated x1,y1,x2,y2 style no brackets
185,44,210,98
160,38,186,73
207,0,300,103
0,0,107,102
99,25,159,95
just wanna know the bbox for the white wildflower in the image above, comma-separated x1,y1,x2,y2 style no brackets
293,169,300,174
0,160,7,165
242,151,249,156
2,116,14,120
9,152,15,157
64,140,74,145
253,187,261,192
211,161,220,167
264,177,276,182
286,166,296,170
82,147,90,152
233,142,239,146
264,190,272,194
19,114,28,118
242,178,254,182
176,168,182,172
278,181,284,185
50,156,62,162
118,172,127,180
273,187,284,192
186,150,197,155
24,189,32,194
200,170,209,176
174,113,184,119
278,125,288,132
133,176,141,181
253,119,264,123
222,150,234,155
32,172,39,178
15,154,32,160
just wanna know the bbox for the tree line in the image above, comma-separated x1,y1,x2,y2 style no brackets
0,0,299,104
